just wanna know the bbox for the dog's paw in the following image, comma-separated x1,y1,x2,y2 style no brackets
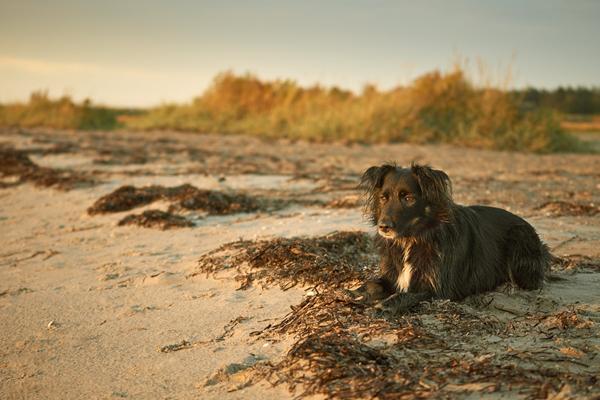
345,283,385,304
374,292,428,316
344,286,366,300
374,293,402,314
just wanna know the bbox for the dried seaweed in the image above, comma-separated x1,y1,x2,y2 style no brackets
542,309,594,331
249,294,599,399
171,187,261,214
118,210,194,230
232,271,597,398
266,331,412,398
159,340,192,353
552,254,600,272
0,146,94,189
87,184,262,215
535,201,599,217
193,231,377,290
324,194,362,209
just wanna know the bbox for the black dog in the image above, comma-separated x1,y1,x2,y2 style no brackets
355,163,550,313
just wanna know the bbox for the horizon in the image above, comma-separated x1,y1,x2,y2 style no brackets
1,0,599,108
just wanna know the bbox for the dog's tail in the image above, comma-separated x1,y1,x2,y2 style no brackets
544,254,569,282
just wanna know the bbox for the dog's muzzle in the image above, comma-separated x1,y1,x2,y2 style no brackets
378,222,397,239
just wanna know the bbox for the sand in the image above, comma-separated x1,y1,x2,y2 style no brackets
0,128,599,399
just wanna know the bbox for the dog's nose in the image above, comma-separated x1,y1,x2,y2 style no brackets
378,221,393,233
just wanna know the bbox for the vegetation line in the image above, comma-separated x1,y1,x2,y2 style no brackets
2,66,598,153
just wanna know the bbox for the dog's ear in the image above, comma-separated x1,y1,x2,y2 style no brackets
359,164,396,224
359,164,395,193
411,163,452,206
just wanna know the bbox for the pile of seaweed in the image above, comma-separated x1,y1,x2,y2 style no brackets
246,290,598,398
87,184,264,216
118,210,194,230
193,231,377,290
0,146,94,189
196,234,598,398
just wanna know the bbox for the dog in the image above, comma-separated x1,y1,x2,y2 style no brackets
354,163,550,313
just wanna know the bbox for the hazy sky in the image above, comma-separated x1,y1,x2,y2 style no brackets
1,0,599,107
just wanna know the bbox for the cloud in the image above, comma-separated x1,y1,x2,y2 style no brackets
0,55,165,79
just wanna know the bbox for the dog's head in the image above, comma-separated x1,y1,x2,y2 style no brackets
359,163,453,240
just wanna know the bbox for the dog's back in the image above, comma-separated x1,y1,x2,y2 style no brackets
440,205,549,299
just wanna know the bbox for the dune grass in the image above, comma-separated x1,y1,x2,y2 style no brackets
122,68,580,153
0,91,122,130
0,68,585,153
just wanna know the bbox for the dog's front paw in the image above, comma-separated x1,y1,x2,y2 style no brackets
374,293,401,313
346,281,390,304
374,292,428,315
344,286,367,300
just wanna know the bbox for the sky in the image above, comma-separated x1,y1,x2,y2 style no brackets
1,0,599,107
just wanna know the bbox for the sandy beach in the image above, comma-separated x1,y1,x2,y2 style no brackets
1,128,599,399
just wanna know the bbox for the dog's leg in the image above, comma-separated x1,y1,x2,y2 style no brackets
505,225,550,290
349,254,398,302
348,277,396,302
375,291,431,314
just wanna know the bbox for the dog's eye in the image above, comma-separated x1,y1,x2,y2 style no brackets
403,194,416,204
379,193,389,202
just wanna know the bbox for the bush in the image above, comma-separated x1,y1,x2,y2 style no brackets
1,69,584,153
0,91,120,130
123,68,580,152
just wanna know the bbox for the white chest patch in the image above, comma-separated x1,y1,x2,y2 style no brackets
396,263,413,292
396,243,413,292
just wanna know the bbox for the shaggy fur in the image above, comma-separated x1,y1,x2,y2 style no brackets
356,163,550,313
